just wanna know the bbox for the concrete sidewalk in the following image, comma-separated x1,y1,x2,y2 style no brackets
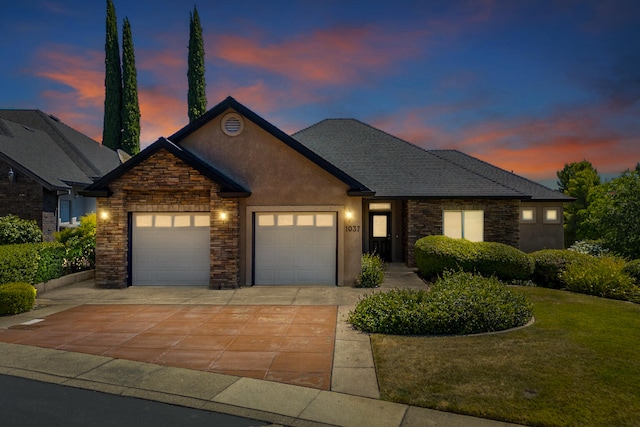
0,265,523,427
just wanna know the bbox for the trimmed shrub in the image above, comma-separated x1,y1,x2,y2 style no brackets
474,241,534,281
0,215,42,245
0,244,38,285
530,249,593,289
356,253,385,288
623,259,640,284
560,256,639,302
414,235,533,281
0,282,36,315
415,236,478,280
348,271,533,335
33,242,66,283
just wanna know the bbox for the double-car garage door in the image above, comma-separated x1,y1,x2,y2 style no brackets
131,211,337,286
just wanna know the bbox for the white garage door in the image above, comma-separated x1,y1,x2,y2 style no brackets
254,212,337,285
132,213,210,286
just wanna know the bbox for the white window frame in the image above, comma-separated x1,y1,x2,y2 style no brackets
443,210,484,242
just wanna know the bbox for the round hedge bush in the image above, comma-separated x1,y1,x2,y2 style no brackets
0,282,37,315
348,271,533,335
414,235,533,281
529,249,592,289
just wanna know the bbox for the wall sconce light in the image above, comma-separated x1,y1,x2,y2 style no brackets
99,210,109,220
219,212,228,221
8,168,15,184
345,210,354,220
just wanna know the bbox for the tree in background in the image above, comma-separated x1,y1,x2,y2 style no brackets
121,17,140,155
188,6,207,122
557,160,601,246
102,0,122,150
584,170,640,260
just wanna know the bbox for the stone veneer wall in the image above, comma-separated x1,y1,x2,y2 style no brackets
95,148,240,289
404,198,520,267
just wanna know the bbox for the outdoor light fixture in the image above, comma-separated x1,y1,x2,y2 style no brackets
219,212,228,221
99,210,109,220
345,210,353,220
8,167,15,183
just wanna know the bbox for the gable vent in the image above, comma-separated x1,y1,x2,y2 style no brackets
221,113,244,136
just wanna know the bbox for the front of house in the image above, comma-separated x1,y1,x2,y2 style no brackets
85,97,571,289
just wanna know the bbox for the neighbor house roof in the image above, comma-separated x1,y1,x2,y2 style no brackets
82,137,251,198
0,110,120,190
293,119,570,200
169,97,373,196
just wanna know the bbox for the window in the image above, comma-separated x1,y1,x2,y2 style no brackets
369,202,391,211
443,210,484,242
544,208,561,224
520,207,536,223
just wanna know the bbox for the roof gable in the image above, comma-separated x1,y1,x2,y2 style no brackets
293,119,530,199
169,97,372,196
83,137,250,197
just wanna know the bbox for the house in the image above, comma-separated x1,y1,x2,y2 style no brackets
83,97,571,289
0,110,121,240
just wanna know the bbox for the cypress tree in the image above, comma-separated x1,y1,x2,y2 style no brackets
188,6,207,122
102,0,122,150
121,17,140,155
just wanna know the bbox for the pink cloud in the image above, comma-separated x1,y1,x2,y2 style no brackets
374,102,640,181
210,26,423,85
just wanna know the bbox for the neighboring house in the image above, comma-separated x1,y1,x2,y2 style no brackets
0,110,120,241
84,97,571,289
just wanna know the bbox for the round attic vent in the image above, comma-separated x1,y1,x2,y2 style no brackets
221,113,244,136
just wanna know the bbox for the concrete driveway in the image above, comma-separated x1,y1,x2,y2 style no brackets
0,263,427,398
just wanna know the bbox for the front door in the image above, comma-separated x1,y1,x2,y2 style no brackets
369,212,391,262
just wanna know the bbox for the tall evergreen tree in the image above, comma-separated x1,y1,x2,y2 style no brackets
557,160,601,246
121,17,140,155
102,0,122,150
188,6,207,122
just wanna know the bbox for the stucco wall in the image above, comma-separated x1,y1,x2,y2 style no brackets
519,202,565,252
180,109,363,285
95,148,240,289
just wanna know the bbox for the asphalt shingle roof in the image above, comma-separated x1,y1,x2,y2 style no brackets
0,110,120,190
293,119,563,199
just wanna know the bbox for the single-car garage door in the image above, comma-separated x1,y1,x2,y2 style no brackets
132,213,210,286
254,212,337,285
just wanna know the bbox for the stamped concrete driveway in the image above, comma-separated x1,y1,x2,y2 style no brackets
0,304,337,390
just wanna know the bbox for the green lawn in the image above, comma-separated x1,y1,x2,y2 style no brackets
371,287,640,427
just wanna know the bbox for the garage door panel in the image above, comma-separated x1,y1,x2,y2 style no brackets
132,213,210,286
255,212,336,286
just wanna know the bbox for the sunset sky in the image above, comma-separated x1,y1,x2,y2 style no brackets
2,0,639,187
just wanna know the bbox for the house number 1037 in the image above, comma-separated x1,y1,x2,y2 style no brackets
345,225,360,232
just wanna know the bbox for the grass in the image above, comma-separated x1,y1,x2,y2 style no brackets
370,287,640,427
